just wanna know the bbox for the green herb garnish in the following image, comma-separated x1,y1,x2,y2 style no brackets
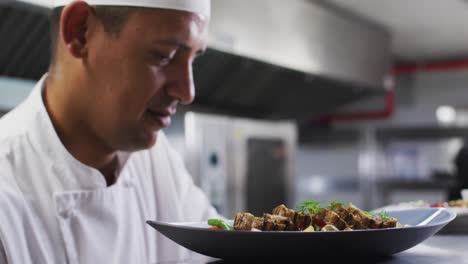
297,200,323,215
377,211,391,221
363,211,376,218
327,201,345,210
208,219,233,230
363,211,392,221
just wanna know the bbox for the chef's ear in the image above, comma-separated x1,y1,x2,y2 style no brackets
60,1,94,59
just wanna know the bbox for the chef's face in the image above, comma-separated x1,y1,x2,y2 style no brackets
84,8,208,151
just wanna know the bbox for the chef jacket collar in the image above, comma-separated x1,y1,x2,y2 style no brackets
28,74,132,190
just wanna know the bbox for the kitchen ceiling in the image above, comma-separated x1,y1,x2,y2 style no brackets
322,0,468,62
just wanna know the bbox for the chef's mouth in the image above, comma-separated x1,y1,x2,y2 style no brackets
146,109,172,128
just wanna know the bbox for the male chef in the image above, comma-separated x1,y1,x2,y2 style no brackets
0,0,218,263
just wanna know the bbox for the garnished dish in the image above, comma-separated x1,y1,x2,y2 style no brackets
147,206,456,259
208,200,402,232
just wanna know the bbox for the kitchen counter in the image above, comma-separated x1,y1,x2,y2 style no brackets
158,234,468,264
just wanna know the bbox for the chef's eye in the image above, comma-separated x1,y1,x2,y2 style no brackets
153,52,175,66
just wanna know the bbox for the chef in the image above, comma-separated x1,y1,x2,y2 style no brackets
0,0,219,263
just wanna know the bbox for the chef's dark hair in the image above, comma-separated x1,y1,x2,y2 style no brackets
49,6,136,65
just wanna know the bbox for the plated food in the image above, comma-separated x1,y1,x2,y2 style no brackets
147,207,456,259
208,200,402,232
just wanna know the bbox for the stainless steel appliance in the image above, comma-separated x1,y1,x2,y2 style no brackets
185,112,297,218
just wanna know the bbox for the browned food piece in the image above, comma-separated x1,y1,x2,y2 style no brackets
271,205,296,225
312,207,327,225
312,208,347,230
312,208,329,224
263,213,288,222
381,218,398,228
347,214,367,230
335,205,361,229
262,219,286,231
346,204,398,229
294,212,312,231
324,210,348,230
262,214,289,231
233,213,264,231
272,204,300,231
311,208,327,230
252,217,265,230
262,220,287,231
272,204,296,220
368,218,383,229
233,213,255,230
347,204,371,229
334,205,351,220
262,219,276,231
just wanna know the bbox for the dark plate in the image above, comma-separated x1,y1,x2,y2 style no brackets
146,208,455,260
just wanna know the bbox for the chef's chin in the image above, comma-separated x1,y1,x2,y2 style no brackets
138,130,159,149
120,129,159,152
134,118,164,148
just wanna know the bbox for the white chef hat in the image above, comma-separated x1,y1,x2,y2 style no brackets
53,0,211,17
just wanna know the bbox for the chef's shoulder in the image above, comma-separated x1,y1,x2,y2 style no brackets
0,101,34,144
0,106,32,204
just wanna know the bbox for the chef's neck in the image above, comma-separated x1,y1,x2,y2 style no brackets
43,74,118,186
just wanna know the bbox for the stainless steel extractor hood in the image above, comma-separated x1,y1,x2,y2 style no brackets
188,0,392,121
208,0,391,90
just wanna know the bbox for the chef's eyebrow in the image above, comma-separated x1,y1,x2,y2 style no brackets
158,38,206,55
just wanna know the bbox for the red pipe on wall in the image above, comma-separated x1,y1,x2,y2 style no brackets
319,58,468,123
393,59,468,75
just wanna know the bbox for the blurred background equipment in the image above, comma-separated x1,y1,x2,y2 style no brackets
184,112,297,218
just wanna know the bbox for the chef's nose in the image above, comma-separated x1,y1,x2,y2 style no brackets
166,60,195,105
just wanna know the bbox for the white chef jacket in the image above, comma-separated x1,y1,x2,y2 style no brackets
0,75,219,264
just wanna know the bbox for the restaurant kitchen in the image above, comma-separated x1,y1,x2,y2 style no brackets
1,0,468,262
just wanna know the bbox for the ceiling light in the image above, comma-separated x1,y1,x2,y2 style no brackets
307,176,326,194
436,105,456,124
